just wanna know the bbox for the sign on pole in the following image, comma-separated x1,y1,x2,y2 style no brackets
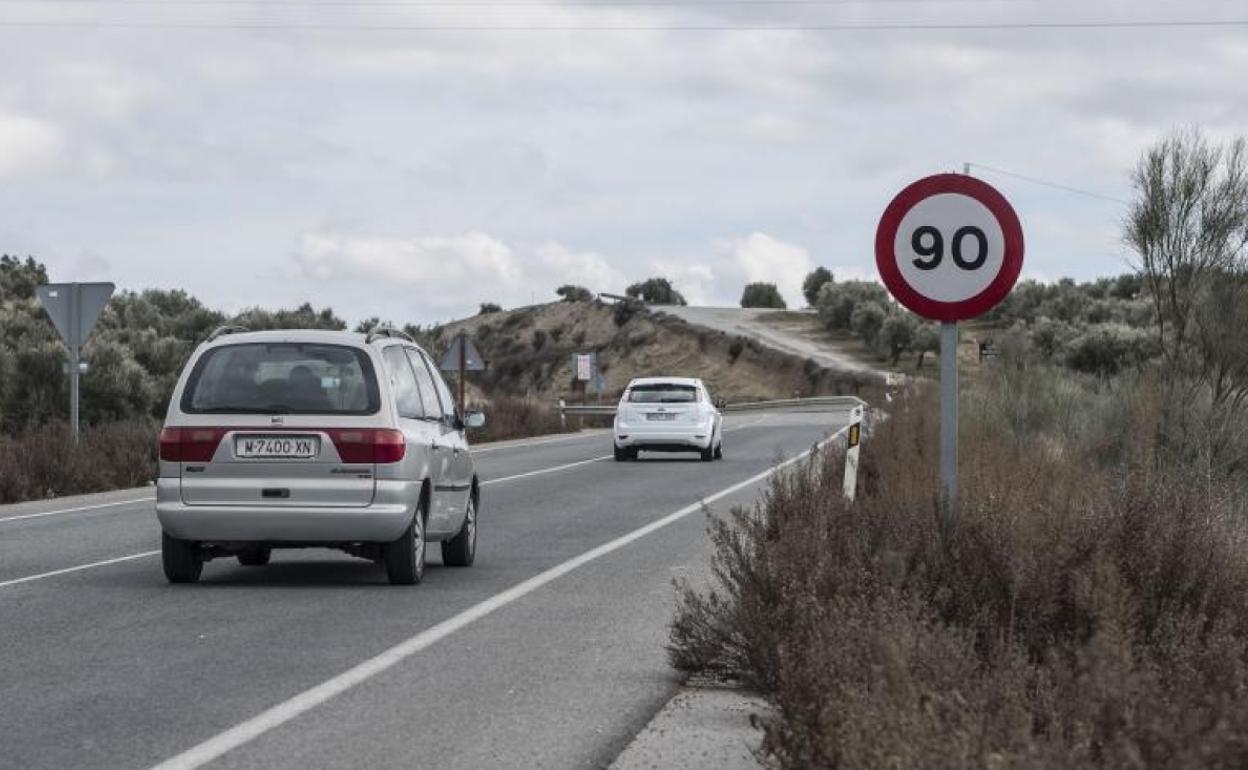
35,282,115,440
440,332,485,416
574,354,592,382
875,173,1023,527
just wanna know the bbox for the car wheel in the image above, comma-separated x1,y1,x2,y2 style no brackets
614,443,629,462
700,444,714,462
162,531,203,584
442,495,477,567
237,546,271,566
383,509,426,585
714,442,723,460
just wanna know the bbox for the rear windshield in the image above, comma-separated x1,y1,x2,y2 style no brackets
627,383,698,403
181,343,380,415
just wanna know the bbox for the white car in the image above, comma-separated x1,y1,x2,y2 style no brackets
613,377,723,462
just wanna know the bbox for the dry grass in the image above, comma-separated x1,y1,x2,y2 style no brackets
467,395,574,444
0,420,159,503
670,366,1248,769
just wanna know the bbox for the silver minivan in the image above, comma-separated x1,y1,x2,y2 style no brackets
155,327,483,585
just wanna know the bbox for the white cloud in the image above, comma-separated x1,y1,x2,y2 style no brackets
718,232,815,308
0,114,65,177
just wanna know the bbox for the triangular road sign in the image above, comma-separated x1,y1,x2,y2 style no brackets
36,283,115,349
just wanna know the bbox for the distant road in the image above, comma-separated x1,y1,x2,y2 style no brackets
0,409,851,770
654,305,878,374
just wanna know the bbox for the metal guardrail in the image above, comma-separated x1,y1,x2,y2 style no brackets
558,395,868,419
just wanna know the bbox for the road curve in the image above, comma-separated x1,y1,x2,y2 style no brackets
0,410,849,770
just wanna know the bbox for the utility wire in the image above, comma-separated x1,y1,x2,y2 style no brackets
0,18,1242,30
0,0,1043,4
967,162,1130,205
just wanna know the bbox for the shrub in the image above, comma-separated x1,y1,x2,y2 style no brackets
670,369,1248,768
740,282,787,309
816,280,890,331
625,277,687,306
555,284,594,303
479,302,502,315
878,312,916,364
850,301,887,347
0,419,159,503
728,337,745,363
531,329,548,352
801,267,833,307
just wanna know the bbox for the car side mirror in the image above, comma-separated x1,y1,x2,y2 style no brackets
463,410,486,429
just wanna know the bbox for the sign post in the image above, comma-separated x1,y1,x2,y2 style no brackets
438,332,485,416
35,282,115,440
842,403,864,502
875,173,1024,528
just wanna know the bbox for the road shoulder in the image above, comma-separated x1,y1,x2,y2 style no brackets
610,684,769,770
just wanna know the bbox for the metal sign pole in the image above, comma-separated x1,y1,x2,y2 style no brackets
940,321,959,528
69,283,81,441
457,333,466,417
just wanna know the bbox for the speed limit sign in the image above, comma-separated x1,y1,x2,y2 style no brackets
875,171,1024,529
875,173,1024,322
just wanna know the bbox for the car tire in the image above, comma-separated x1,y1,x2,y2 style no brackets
237,546,271,566
442,495,478,567
714,442,724,460
383,509,426,585
162,531,203,584
614,443,629,462
700,444,714,462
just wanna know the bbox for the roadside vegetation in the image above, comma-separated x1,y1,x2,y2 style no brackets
670,126,1248,768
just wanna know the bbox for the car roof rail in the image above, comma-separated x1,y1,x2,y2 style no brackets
366,325,415,344
206,325,250,342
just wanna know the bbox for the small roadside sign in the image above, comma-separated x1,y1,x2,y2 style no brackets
35,282,115,440
440,332,486,417
573,353,593,382
439,334,485,372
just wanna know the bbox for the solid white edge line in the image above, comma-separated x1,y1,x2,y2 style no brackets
0,495,154,524
0,550,161,590
147,424,847,770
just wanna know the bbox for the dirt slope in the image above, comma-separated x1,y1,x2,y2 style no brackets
426,300,881,404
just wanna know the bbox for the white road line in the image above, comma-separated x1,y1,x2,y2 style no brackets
481,455,612,486
470,430,609,454
0,550,161,590
147,424,847,770
0,496,154,524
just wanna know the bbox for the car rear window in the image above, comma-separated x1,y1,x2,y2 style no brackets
181,343,380,415
627,383,698,403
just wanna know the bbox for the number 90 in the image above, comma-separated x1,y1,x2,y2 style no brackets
911,225,988,271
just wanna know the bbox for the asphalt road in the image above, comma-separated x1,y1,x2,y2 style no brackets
0,410,849,770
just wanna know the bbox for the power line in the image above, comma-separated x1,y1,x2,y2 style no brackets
0,0,1043,4
967,162,1130,205
0,18,1242,30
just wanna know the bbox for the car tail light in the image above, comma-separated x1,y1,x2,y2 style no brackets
158,427,227,462
327,428,406,464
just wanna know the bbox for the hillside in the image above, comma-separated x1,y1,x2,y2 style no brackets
425,299,883,404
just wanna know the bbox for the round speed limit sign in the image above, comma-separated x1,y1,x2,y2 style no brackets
875,173,1024,322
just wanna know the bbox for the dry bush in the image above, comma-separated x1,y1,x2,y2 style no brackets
469,396,572,444
671,366,1248,769
0,419,158,503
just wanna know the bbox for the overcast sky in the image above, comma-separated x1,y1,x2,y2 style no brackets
1,0,1244,325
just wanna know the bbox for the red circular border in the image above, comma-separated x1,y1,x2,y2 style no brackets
874,173,1024,322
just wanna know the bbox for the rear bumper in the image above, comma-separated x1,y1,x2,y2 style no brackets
614,424,713,450
155,477,416,543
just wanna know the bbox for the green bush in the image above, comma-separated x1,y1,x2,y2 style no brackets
801,267,833,307
625,277,686,306
555,284,594,303
740,282,787,309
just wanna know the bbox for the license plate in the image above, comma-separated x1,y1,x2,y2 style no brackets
235,436,319,459
646,413,677,421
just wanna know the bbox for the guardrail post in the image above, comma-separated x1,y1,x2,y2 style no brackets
558,398,567,431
